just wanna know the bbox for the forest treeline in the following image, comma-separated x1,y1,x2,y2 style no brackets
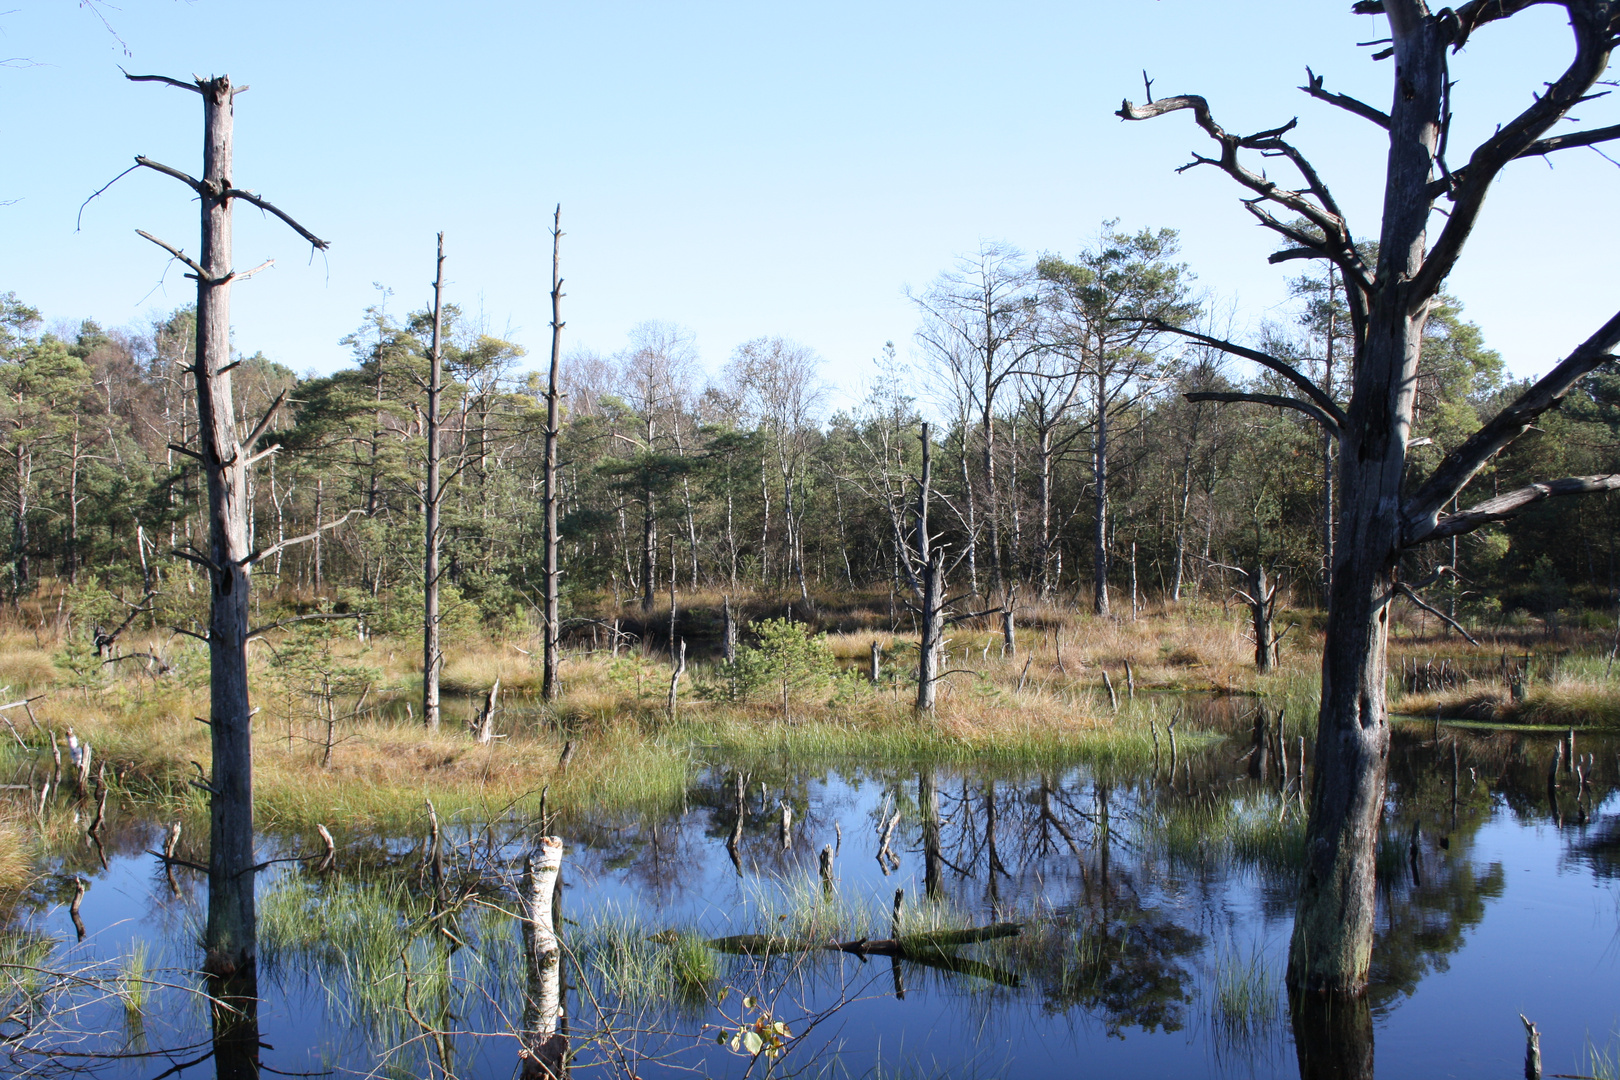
4,224,1618,640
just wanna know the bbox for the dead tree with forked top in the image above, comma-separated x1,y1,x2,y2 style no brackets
894,424,1001,712
1119,0,1620,997
1209,559,1287,672
116,71,333,975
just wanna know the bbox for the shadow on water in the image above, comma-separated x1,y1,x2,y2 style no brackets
4,699,1619,1079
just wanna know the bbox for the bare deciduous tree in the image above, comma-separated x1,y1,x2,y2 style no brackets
911,243,1037,602
725,337,826,604
616,322,698,612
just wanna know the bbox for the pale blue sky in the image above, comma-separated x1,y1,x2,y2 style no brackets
3,1,1615,403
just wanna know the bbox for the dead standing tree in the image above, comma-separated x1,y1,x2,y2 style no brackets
1119,0,1620,997
119,72,331,974
542,206,565,702
898,423,996,712
423,234,447,732
1210,560,1287,672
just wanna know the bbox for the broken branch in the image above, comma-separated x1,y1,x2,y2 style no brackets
1185,390,1341,437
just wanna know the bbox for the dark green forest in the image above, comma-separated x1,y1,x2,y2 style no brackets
4,225,1615,638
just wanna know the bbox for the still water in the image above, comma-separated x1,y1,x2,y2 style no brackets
9,714,1619,1079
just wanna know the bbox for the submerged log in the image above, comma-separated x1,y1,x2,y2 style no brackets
703,922,1024,987
706,921,1021,957
832,923,1023,954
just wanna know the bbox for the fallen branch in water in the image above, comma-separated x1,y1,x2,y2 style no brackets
702,922,1024,986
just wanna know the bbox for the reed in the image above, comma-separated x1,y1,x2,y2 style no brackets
1153,794,1307,876
1583,1030,1619,1080
1208,939,1281,1044
119,940,150,1017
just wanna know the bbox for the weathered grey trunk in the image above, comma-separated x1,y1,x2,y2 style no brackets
914,425,945,712
473,678,500,744
1289,11,1441,994
189,77,258,975
1247,563,1278,672
1120,0,1620,1001
1321,301,1338,605
423,234,446,732
520,838,567,1079
957,432,978,597
1037,426,1055,599
1092,376,1110,615
982,402,1004,598
1172,453,1192,602
124,72,326,977
542,208,564,702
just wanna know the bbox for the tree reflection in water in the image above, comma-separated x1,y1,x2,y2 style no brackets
6,719,1616,1079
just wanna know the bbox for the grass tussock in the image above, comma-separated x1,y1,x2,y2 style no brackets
1400,677,1620,728
1154,794,1307,875
0,819,32,910
1208,940,1282,1047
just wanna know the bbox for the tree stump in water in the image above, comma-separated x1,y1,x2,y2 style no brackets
521,837,567,1079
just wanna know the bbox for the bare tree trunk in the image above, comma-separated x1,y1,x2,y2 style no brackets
520,838,568,1079
423,234,446,732
758,456,770,587
666,638,686,723
722,596,737,665
982,409,1003,598
473,678,500,744
123,71,326,976
542,208,564,702
1130,540,1139,619
1248,563,1278,672
725,472,738,590
66,421,81,585
640,488,656,614
1092,374,1110,616
1172,454,1192,602
915,425,945,712
958,431,979,598
1038,427,1055,599
834,479,855,588
193,78,258,976
1322,299,1338,605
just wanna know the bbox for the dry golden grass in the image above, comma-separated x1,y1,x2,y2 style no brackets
0,819,28,890
1400,680,1620,727
0,588,1365,841
0,631,62,696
